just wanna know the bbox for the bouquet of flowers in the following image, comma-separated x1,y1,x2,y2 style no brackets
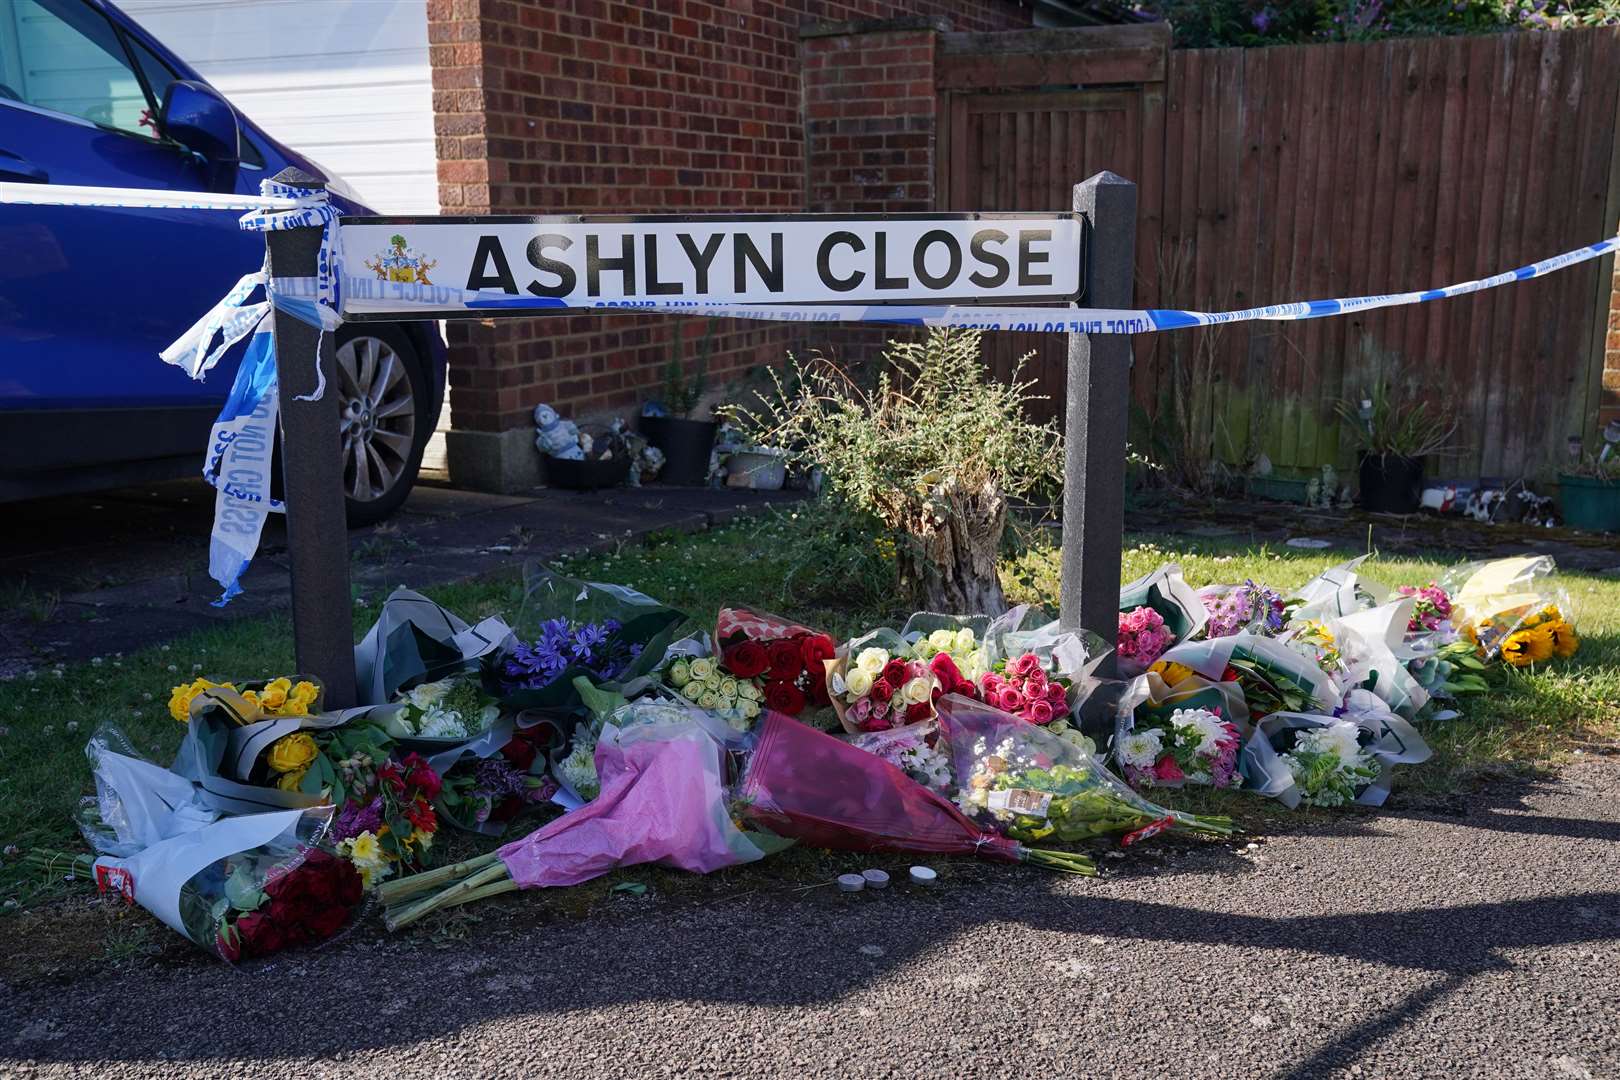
169,674,321,725
904,623,991,680
53,737,365,963
499,616,645,692
327,750,443,886
709,605,837,721
847,720,955,792
977,652,1071,726
1117,563,1208,675
1398,582,1455,638
937,695,1233,844
1155,632,1341,721
169,681,445,880
665,655,765,731
33,814,365,964
388,673,500,742
829,639,940,734
1199,580,1288,639
437,724,561,832
1277,719,1379,808
488,568,685,711
736,711,1095,875
1116,607,1174,676
355,587,515,707
1240,710,1431,809
1114,705,1242,790
381,706,789,928
1438,556,1579,667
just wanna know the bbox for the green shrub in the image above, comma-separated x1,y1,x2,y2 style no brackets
725,328,1061,614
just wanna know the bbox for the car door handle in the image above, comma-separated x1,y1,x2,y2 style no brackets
0,151,48,183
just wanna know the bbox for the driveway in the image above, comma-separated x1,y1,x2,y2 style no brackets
2,759,1614,1079
0,479,802,676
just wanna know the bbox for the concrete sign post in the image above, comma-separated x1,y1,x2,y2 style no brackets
1059,171,1138,674
263,168,357,708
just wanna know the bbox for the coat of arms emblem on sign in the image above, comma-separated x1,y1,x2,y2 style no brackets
364,234,437,285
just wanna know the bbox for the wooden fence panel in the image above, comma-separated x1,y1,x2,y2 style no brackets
1143,27,1620,481
935,25,1620,478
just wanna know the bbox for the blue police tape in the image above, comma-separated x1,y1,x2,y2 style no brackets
154,179,341,605
8,177,1620,605
333,231,1620,332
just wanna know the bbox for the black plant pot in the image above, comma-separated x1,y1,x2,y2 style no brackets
543,455,627,491
640,416,717,485
1358,453,1424,514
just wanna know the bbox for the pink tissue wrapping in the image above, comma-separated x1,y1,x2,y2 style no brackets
496,725,759,888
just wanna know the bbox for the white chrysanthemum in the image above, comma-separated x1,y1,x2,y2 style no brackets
407,679,454,710
1318,719,1367,766
418,707,467,739
1117,728,1164,768
1172,707,1227,755
856,647,889,675
559,732,599,799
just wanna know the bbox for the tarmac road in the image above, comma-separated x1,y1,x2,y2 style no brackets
2,759,1616,1080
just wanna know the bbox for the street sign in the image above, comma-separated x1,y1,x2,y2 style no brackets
338,213,1084,320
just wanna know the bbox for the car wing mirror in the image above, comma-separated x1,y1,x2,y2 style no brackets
160,80,240,189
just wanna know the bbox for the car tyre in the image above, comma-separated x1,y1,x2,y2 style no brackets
333,323,432,527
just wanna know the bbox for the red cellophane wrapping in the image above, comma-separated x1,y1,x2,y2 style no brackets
736,710,1020,863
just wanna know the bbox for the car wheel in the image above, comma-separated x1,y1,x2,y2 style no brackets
333,324,431,526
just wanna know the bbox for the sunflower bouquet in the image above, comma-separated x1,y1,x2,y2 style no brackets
1443,556,1579,668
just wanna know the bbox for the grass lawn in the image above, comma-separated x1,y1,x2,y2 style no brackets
2,509,1616,968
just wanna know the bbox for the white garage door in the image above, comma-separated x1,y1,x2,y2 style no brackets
116,0,438,214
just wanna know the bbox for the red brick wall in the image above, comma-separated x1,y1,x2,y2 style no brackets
427,0,1030,437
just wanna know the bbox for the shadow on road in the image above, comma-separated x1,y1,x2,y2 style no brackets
4,876,1615,1074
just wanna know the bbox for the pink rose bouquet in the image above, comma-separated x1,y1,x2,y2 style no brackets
1116,606,1174,676
977,651,1070,726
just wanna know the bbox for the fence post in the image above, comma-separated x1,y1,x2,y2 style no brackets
263,167,357,707
1060,171,1138,676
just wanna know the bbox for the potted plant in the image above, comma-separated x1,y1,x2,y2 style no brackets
640,321,718,485
1559,445,1620,532
1335,380,1456,514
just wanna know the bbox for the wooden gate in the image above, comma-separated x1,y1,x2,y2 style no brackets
936,26,1169,422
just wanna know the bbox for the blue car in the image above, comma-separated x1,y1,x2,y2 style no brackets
0,0,446,524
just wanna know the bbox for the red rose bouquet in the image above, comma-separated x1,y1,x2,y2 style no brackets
711,606,836,722
35,801,364,964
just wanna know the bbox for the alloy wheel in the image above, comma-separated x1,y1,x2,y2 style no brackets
335,335,417,502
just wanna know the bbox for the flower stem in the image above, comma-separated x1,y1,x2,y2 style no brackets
376,852,500,907
1020,848,1098,876
434,878,520,911
384,860,510,931
22,850,97,880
